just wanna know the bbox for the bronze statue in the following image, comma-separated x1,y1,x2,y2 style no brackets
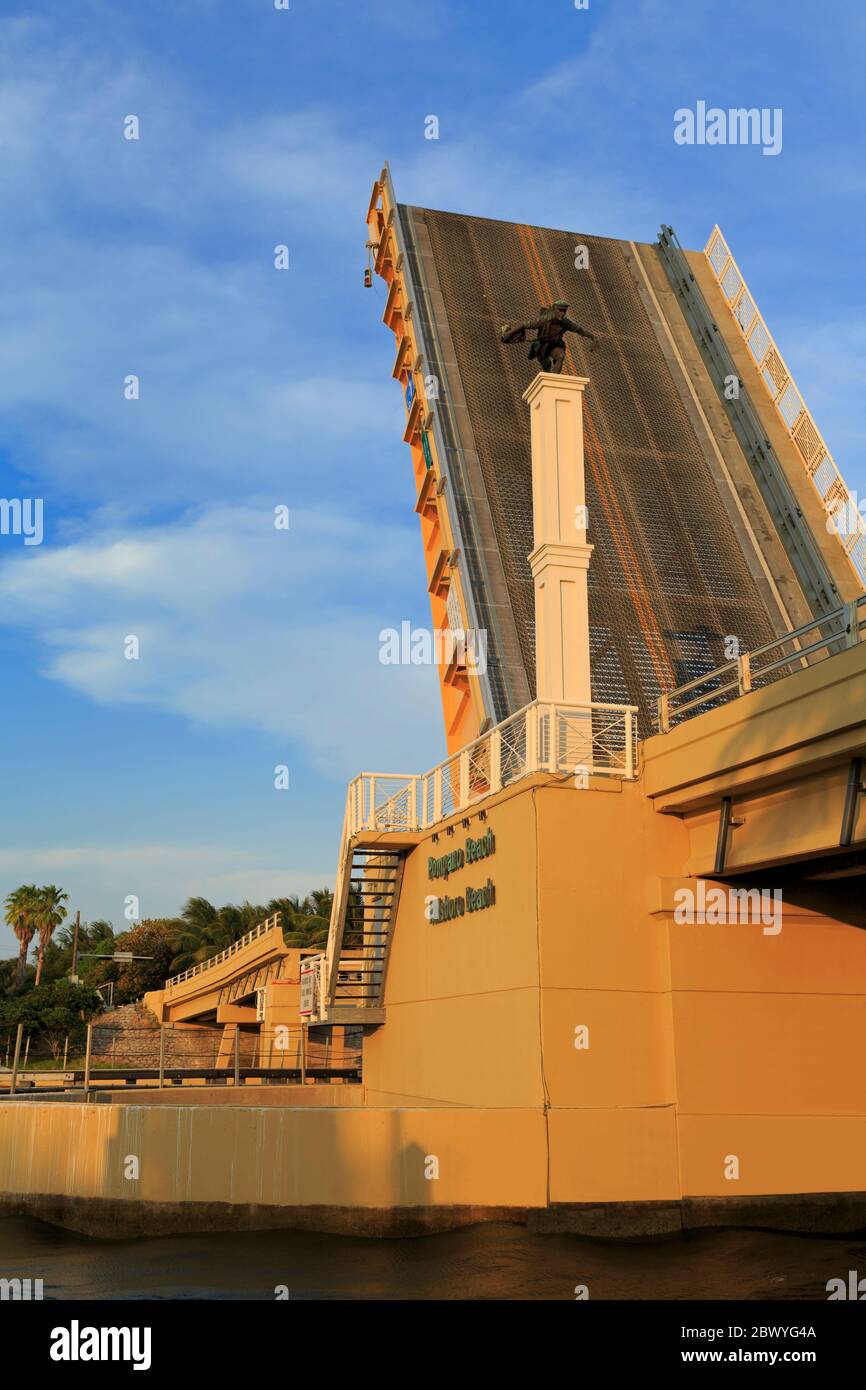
500,301,597,374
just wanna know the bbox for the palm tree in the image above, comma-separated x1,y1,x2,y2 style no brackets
230,901,266,938
4,884,39,988
181,896,220,935
167,897,252,974
33,885,69,987
281,906,330,947
166,892,336,972
303,888,334,921
167,925,215,975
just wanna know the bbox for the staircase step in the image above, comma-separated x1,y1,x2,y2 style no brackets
322,846,406,1021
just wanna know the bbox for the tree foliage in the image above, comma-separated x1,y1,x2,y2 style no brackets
2,885,332,1008
0,979,102,1059
166,892,331,973
4,884,39,989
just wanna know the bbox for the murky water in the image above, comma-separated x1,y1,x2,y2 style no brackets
1,1217,863,1300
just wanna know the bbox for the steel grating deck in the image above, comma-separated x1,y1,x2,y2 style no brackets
399,206,800,735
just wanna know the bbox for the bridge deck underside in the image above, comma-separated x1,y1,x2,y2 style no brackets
402,206,793,735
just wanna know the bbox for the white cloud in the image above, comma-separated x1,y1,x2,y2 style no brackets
0,504,445,777
0,14,403,507
0,229,400,504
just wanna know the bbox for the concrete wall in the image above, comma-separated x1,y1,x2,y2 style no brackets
364,776,684,1206
363,779,545,1109
364,772,866,1208
535,782,682,1202
0,1101,546,1234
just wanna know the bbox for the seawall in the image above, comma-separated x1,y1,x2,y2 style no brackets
3,1100,866,1239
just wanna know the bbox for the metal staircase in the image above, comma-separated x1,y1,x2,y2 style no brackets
312,831,406,1025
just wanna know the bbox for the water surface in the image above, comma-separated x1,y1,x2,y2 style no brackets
1,1217,863,1300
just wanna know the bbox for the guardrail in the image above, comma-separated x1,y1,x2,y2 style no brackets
657,595,865,733
0,1022,361,1093
165,913,283,992
344,698,639,837
704,225,866,588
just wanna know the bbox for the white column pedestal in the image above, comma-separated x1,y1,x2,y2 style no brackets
522,372,593,705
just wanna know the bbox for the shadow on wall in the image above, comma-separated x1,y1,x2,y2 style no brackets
398,1133,431,1207
97,1093,443,1223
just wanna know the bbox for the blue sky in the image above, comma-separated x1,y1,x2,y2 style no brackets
1,0,864,952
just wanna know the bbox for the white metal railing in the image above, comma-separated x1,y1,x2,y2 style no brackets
704,226,866,589
303,949,379,1024
344,698,639,838
165,913,283,992
657,595,865,732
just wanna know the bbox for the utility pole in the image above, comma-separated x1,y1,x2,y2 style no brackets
9,1024,23,1096
70,909,81,983
84,1022,93,1100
